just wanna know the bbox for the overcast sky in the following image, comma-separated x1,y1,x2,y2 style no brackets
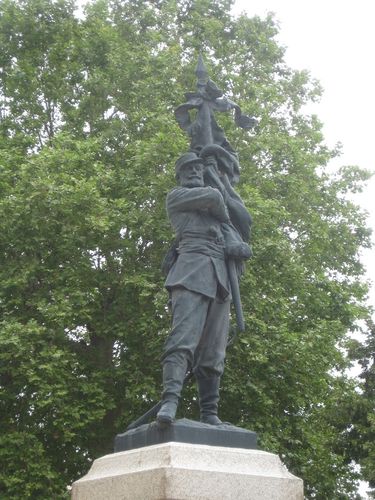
232,0,375,311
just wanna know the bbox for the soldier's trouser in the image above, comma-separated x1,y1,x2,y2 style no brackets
162,286,230,379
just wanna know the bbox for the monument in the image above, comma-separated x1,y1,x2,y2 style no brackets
71,55,303,500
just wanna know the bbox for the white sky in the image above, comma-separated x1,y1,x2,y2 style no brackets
233,0,375,312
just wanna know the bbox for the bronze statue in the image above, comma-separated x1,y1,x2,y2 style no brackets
156,56,254,427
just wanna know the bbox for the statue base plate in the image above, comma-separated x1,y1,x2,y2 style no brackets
114,418,257,452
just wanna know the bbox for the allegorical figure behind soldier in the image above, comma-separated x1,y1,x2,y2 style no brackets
156,150,252,427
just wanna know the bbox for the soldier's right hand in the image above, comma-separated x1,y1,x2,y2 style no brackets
225,242,252,260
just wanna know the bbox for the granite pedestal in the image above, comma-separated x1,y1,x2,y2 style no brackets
72,428,303,499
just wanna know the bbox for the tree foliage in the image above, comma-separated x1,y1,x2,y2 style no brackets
0,0,372,498
348,321,375,498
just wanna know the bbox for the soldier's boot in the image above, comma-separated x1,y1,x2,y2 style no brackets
156,360,187,427
197,376,222,425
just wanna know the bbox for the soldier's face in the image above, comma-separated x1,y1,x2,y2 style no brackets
179,162,204,188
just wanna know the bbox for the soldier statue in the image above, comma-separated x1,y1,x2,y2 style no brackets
156,148,252,426
125,55,255,432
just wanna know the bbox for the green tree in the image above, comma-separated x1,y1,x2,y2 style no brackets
348,321,375,498
0,0,372,498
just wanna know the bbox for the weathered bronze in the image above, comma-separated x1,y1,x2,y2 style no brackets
156,55,254,427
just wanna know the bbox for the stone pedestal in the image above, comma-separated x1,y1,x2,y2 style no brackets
71,441,303,500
